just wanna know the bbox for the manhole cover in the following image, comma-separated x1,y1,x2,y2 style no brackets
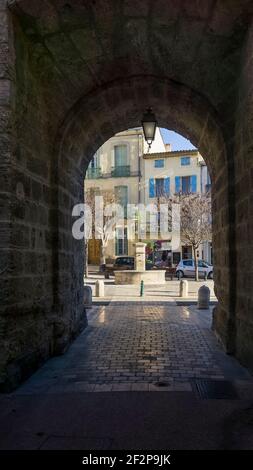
194,379,238,399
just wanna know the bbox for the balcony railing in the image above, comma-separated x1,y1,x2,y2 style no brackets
86,167,102,179
86,166,140,179
111,165,130,177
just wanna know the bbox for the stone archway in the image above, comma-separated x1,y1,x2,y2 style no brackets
0,1,253,390
56,75,227,347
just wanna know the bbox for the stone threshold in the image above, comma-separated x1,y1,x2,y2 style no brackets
28,382,193,394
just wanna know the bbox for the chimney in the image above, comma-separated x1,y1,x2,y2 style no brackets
165,143,172,152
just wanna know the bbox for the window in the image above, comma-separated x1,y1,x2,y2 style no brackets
113,145,130,176
182,176,191,193
175,175,197,193
87,152,101,178
173,252,181,265
181,156,190,166
155,178,164,197
115,186,128,216
198,260,209,268
114,145,128,167
115,228,128,256
149,178,170,197
115,257,127,265
90,151,100,168
183,260,193,266
206,170,211,192
154,159,164,168
182,245,192,259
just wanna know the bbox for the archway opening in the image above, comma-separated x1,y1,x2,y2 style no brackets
83,127,213,287
55,76,230,368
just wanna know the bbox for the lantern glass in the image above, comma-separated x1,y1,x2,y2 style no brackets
142,108,157,147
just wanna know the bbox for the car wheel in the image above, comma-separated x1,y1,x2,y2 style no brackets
208,272,213,279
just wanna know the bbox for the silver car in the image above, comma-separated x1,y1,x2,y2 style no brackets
176,259,213,279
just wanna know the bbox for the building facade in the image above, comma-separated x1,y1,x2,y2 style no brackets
85,129,212,265
85,128,166,263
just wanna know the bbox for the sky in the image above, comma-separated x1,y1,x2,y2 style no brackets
160,128,196,151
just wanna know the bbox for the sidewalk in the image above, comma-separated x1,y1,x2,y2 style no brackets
84,276,216,303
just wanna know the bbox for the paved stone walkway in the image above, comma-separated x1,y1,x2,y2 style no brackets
2,303,253,450
15,303,250,395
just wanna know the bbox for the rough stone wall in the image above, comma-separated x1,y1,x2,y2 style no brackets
0,0,16,388
212,21,253,372
0,3,87,391
233,23,253,369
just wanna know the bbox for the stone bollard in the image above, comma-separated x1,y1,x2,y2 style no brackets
179,279,188,297
95,280,104,297
84,285,92,308
198,285,210,309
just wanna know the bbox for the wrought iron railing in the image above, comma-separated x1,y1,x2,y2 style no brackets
86,167,102,179
111,166,131,177
86,166,140,179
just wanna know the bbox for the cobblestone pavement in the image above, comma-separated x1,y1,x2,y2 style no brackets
14,303,251,395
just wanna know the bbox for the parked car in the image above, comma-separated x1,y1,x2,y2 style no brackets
176,259,213,279
105,256,153,278
105,256,134,277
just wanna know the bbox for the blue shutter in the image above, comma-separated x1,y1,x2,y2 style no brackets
164,177,170,195
190,175,197,193
149,178,155,198
175,176,181,194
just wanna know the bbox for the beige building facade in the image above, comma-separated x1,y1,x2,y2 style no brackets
85,129,212,265
85,128,166,263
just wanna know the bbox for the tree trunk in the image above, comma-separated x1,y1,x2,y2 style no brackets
193,246,199,281
84,240,89,278
100,244,106,272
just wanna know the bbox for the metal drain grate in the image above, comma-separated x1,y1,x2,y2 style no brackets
194,379,238,399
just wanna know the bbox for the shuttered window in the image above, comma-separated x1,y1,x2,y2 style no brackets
149,178,170,197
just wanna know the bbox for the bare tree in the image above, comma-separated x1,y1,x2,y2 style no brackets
178,193,212,280
160,192,212,281
84,188,120,274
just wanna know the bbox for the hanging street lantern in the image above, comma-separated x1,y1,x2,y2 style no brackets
141,108,157,150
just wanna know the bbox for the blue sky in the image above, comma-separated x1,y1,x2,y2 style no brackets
160,128,196,151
